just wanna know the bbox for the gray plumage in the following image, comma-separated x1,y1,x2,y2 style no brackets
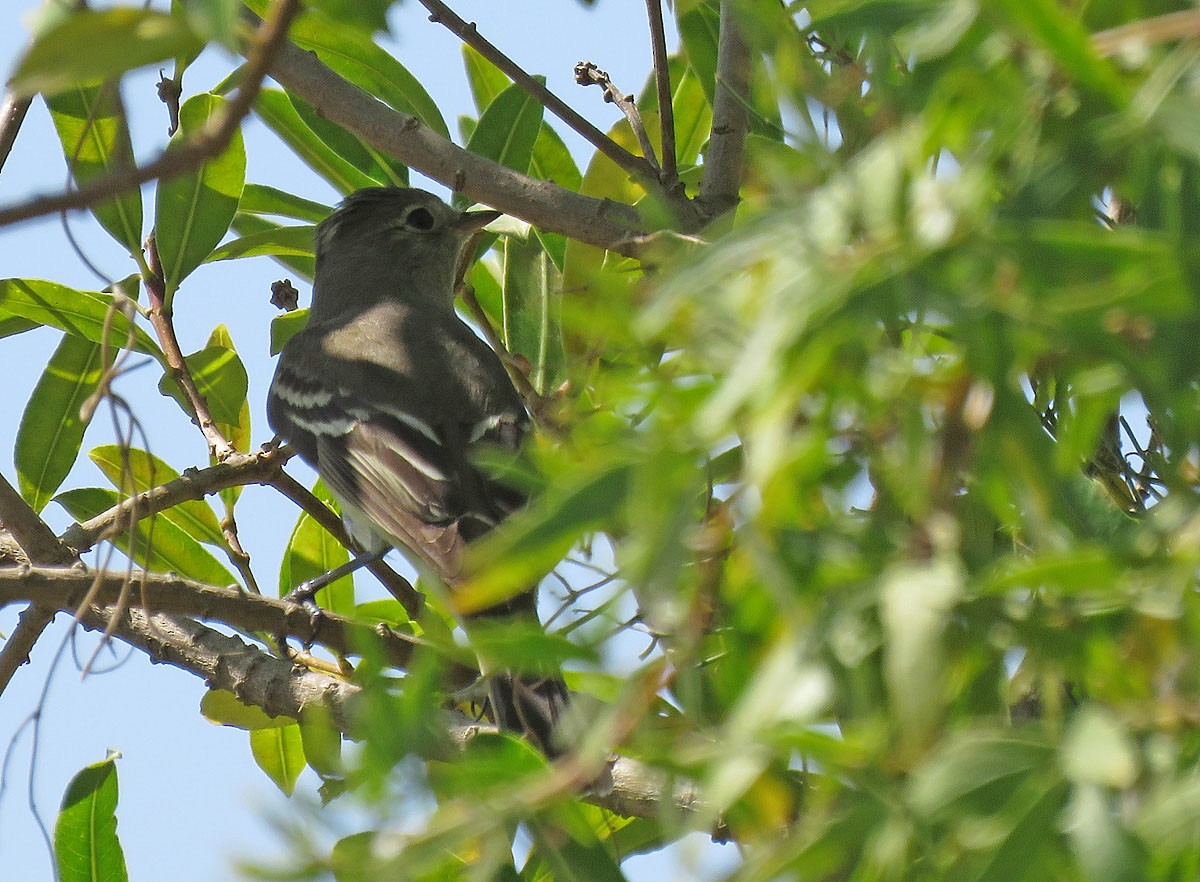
268,187,567,754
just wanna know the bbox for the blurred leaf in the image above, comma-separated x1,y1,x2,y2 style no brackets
55,487,236,587
1061,706,1137,789
0,279,162,360
299,703,343,777
10,8,202,96
88,444,225,547
250,724,305,796
45,82,143,255
155,93,245,299
16,333,110,513
909,732,1057,821
55,757,127,882
458,461,632,613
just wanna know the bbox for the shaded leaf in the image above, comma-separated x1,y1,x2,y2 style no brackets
279,478,354,616
206,225,316,262
254,88,377,194
238,184,330,223
201,689,296,730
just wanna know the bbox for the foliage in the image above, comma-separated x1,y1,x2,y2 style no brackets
6,0,1200,880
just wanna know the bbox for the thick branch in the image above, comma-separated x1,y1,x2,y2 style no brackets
698,0,750,218
261,35,658,252
0,0,299,230
0,566,427,672
78,602,711,825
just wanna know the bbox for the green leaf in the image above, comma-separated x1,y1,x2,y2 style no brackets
0,279,162,360
0,315,37,340
254,89,377,194
279,479,354,616
288,93,408,187
10,8,203,97
204,325,251,454
270,308,310,355
502,233,564,394
462,44,510,112
157,342,248,429
55,487,236,587
238,184,331,223
304,0,393,35
230,216,316,282
676,0,720,109
244,0,449,138
88,445,224,547
201,688,296,730
466,80,545,176
206,225,316,263
250,724,306,796
155,93,245,299
45,82,143,255
55,757,128,882
16,333,110,513
299,703,343,777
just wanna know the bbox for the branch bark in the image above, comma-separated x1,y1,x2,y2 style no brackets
74,598,714,826
260,33,661,252
698,0,750,219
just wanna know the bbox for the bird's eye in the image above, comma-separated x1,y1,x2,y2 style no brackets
405,206,436,231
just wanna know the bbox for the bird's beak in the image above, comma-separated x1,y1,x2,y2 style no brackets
454,208,502,233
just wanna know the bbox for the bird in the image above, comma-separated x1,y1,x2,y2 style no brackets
267,186,568,755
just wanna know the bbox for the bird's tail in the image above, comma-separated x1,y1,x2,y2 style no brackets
489,672,570,756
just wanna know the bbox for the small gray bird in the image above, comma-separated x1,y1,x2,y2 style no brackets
267,187,568,754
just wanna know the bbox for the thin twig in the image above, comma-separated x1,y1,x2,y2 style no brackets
143,232,237,459
0,0,300,230
574,62,660,172
268,470,424,618
417,0,655,185
1093,9,1200,56
699,0,750,219
645,0,677,185
0,92,32,175
59,445,292,553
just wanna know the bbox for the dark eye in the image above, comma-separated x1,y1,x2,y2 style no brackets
405,206,436,231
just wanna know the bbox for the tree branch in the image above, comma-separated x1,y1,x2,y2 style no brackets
645,0,677,185
260,32,667,252
58,446,292,553
698,0,749,219
0,566,429,672
574,62,660,172
0,0,300,231
76,599,713,826
0,472,76,697
417,0,655,185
